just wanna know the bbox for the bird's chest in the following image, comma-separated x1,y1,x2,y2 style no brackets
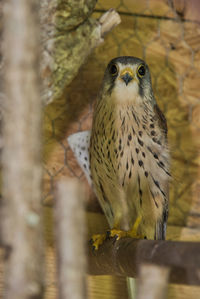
97,106,164,189
90,102,169,231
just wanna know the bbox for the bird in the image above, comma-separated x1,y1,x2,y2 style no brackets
89,56,170,244
68,56,170,245
67,56,170,299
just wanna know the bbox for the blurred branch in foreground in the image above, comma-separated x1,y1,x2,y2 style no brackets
136,264,170,299
88,237,200,286
54,179,87,299
1,0,44,298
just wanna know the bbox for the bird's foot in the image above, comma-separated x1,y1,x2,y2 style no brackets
107,229,128,240
90,233,106,250
90,216,145,250
128,215,144,238
108,216,145,240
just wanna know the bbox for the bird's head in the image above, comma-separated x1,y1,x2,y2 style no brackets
101,56,155,105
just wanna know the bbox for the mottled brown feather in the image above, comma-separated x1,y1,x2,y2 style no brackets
154,104,168,138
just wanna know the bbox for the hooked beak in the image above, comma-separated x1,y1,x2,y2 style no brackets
120,68,134,86
121,72,133,85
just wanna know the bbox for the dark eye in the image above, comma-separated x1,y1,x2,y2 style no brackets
109,64,118,76
137,64,146,77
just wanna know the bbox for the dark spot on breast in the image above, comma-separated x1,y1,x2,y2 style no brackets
147,146,152,154
131,157,134,165
79,152,82,156
114,149,118,154
159,161,165,167
151,131,156,136
132,111,139,126
138,160,143,167
126,161,129,170
119,145,122,151
112,130,115,140
136,148,139,154
154,180,160,188
129,171,132,178
143,125,146,129
142,115,147,123
84,157,87,161
142,152,146,158
128,134,132,141
150,124,154,128
119,138,122,144
138,138,144,146
83,164,87,169
139,131,142,137
154,153,158,159
108,140,111,145
152,138,157,143
120,151,124,157
127,141,130,146
139,189,142,196
99,182,109,203
145,171,148,177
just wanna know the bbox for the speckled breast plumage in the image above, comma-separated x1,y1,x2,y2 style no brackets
90,94,170,240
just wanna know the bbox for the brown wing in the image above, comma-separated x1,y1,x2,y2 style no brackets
154,104,169,240
154,104,168,138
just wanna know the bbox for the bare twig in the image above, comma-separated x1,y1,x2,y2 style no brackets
88,238,200,285
1,0,44,298
136,264,170,299
99,8,121,37
54,179,87,299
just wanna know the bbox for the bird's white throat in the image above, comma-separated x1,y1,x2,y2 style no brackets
112,80,140,104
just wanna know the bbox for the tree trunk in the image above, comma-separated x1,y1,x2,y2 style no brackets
40,0,121,104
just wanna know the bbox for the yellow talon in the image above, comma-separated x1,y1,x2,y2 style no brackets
110,216,144,240
90,216,144,250
90,233,106,250
108,229,128,240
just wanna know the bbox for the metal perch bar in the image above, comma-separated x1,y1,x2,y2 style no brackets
88,238,200,286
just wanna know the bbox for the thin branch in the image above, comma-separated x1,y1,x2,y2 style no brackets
99,8,121,37
1,0,44,298
54,179,87,299
88,237,200,286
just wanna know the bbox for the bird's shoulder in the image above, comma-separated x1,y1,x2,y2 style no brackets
153,104,167,138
